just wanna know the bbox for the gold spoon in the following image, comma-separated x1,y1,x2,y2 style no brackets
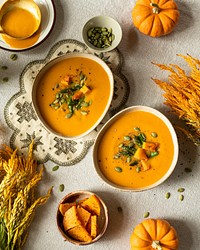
0,0,41,39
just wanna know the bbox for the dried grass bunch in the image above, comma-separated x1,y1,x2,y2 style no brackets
152,54,200,146
0,142,52,250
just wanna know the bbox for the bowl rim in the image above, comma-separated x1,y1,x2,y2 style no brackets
82,15,122,52
31,52,114,140
93,105,179,192
56,190,109,245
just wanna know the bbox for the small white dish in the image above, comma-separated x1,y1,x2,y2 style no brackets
0,0,56,51
82,15,122,52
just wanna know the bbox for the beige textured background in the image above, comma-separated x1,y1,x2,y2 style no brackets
0,0,200,249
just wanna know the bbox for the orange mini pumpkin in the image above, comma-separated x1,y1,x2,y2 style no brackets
130,218,179,250
132,0,180,37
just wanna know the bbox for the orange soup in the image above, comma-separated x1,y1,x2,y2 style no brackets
35,56,112,137
97,110,175,189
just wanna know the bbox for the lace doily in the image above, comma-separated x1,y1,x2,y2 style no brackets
4,39,129,166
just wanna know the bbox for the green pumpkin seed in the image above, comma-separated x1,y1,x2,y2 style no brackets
1,66,8,70
52,165,59,171
143,212,150,218
134,127,140,132
165,192,171,199
66,113,73,118
59,184,65,192
81,110,88,115
136,166,141,173
115,166,122,173
124,136,131,141
179,194,184,201
10,54,18,61
151,132,158,138
2,77,9,82
178,188,185,192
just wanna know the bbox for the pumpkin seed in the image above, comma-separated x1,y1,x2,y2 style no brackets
143,212,150,218
126,156,131,163
66,113,73,118
52,165,59,171
150,151,159,157
136,166,141,173
118,143,124,148
151,132,158,138
10,54,18,61
2,77,9,82
87,26,115,49
115,166,122,173
124,136,131,141
81,110,88,115
178,188,185,192
1,66,8,70
59,184,65,192
129,160,138,166
184,167,192,173
165,192,171,199
179,194,184,201
134,127,140,132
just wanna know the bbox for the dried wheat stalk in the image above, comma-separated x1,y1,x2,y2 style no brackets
152,54,200,146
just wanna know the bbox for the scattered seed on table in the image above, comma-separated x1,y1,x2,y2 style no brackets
178,188,185,192
117,206,123,213
59,184,65,192
10,54,18,61
2,77,9,82
179,194,184,201
184,167,192,173
143,212,150,218
165,192,171,199
1,66,8,70
52,165,59,171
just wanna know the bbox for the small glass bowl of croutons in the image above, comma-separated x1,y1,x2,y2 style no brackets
56,190,108,245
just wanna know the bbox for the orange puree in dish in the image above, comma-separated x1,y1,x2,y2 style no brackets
36,57,111,137
2,8,38,38
97,111,174,189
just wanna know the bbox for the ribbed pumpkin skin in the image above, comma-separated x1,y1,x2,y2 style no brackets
130,219,179,250
132,0,180,37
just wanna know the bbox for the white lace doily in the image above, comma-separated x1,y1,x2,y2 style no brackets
4,39,129,166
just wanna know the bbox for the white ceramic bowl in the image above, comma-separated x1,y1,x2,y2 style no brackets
93,106,179,192
82,15,122,52
32,53,114,139
56,190,108,246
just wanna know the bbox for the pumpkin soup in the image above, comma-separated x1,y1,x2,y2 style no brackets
97,110,175,189
35,56,112,137
1,7,39,38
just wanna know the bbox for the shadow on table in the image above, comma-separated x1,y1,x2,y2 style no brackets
167,218,195,250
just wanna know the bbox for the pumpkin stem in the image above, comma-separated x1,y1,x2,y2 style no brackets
152,240,163,250
150,3,160,14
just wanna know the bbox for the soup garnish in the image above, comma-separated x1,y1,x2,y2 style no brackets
113,128,160,173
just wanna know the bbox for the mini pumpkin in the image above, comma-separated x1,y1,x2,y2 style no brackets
132,0,180,37
130,218,179,250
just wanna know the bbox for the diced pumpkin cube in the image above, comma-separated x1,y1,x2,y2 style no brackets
80,85,90,94
141,160,151,171
81,195,101,216
68,224,93,242
59,202,76,216
134,148,148,161
60,75,71,85
72,91,83,100
90,215,98,238
142,142,159,151
63,205,81,231
77,206,91,227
